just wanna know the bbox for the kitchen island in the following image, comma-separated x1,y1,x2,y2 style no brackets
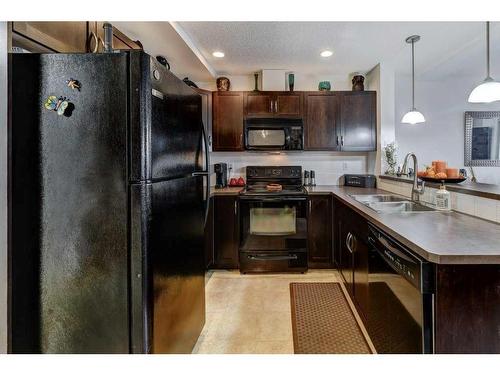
307,185,500,354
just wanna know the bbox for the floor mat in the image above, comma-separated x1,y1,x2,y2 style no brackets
290,282,371,354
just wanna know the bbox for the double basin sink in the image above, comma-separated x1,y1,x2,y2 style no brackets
349,194,437,214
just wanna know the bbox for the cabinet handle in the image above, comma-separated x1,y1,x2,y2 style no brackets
234,200,237,216
341,135,344,147
351,234,357,253
346,232,352,252
270,100,273,113
275,100,279,113
336,135,339,146
308,200,312,214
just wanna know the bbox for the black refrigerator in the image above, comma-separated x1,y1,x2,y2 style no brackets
9,51,208,353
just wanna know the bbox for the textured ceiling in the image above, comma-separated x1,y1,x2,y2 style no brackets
177,21,500,79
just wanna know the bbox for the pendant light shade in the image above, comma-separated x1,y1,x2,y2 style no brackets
401,110,426,125
468,22,500,103
402,35,426,125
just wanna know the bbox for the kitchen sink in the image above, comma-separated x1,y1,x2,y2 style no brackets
350,194,437,213
349,194,409,204
367,201,436,213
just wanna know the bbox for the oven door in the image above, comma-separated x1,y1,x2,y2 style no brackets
239,196,308,272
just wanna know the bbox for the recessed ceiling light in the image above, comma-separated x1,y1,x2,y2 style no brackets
320,50,333,57
212,51,225,58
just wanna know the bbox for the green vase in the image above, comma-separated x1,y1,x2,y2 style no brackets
288,73,295,91
318,81,331,91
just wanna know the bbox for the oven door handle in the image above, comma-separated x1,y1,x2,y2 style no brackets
247,254,298,261
239,196,307,202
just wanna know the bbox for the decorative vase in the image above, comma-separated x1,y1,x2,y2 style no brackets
253,73,259,91
216,77,230,91
352,74,365,91
288,73,295,92
318,81,331,91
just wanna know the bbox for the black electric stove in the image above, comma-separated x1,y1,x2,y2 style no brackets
238,166,308,273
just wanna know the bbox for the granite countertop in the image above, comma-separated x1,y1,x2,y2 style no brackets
307,185,500,265
210,186,244,196
379,174,500,201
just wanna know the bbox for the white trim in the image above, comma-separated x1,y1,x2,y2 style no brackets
169,21,217,78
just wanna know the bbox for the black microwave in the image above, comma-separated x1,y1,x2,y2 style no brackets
244,118,304,151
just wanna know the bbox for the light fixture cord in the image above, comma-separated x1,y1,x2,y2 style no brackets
411,39,415,110
486,21,491,78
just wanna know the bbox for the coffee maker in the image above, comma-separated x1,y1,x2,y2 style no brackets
214,163,228,189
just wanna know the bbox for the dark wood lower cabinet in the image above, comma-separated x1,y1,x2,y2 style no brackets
334,198,369,315
434,264,500,353
307,195,333,268
212,195,239,268
204,197,214,268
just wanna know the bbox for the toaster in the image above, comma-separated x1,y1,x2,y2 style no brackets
343,174,376,188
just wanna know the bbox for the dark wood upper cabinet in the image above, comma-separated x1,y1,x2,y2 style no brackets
275,93,302,117
11,22,142,53
211,90,376,152
12,22,89,52
213,195,239,269
244,92,303,118
245,92,274,117
212,92,244,151
339,91,377,151
304,92,339,150
308,195,333,268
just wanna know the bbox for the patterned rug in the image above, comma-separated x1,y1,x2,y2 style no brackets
290,282,371,354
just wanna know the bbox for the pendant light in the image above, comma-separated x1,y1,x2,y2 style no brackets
402,35,426,125
468,22,500,103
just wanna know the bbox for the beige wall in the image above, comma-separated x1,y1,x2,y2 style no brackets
0,21,8,354
196,72,353,92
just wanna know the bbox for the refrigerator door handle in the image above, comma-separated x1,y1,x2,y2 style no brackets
194,121,210,225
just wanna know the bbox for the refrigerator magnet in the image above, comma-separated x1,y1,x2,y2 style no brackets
66,78,81,91
44,95,73,116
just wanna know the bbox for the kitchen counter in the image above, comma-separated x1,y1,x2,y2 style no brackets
379,174,500,201
306,185,500,265
210,186,244,196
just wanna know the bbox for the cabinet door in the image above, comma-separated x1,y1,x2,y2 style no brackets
213,92,244,151
308,195,333,268
275,93,303,117
12,22,88,52
245,92,274,117
340,91,376,151
338,217,354,296
304,93,339,150
204,197,214,269
213,196,239,268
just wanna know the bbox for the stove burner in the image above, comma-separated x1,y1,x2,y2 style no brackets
240,166,306,197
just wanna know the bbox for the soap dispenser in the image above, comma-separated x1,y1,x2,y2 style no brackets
435,183,451,211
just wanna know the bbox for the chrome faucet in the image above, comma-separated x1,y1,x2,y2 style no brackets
401,152,425,201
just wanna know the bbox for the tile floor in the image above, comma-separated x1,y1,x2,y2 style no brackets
192,269,354,354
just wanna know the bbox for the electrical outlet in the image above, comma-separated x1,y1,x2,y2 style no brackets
342,162,348,171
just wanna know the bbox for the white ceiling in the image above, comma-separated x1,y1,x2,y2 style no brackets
177,21,500,80
113,22,500,82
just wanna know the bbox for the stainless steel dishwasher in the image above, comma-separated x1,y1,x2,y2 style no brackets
367,224,435,354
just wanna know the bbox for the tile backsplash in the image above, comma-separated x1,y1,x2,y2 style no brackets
210,151,369,185
377,178,500,224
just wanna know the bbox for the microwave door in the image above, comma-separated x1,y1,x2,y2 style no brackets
246,128,286,150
